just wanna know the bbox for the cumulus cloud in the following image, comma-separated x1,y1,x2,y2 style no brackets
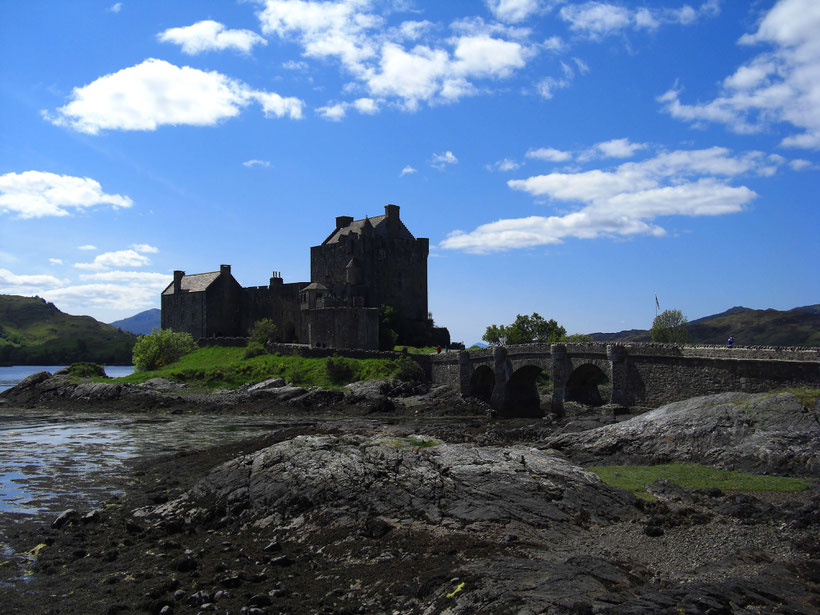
130,243,159,253
579,138,648,160
400,165,417,176
243,159,272,168
78,271,170,284
49,258,63,265
316,97,379,120
485,0,543,23
658,0,820,149
487,158,521,172
431,150,458,169
77,244,97,251
74,249,150,271
39,281,166,314
0,171,132,219
44,58,303,134
526,147,572,162
158,20,267,55
560,1,719,39
257,0,537,111
0,268,66,291
441,146,770,253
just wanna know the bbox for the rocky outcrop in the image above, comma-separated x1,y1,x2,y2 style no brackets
137,434,638,531
545,391,820,476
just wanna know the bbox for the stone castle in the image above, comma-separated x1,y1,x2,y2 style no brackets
161,204,449,350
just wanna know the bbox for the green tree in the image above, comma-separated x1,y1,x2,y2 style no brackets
650,309,692,343
379,305,399,350
483,313,567,345
248,318,277,347
132,328,197,371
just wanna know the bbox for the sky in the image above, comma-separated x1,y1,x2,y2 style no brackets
1,0,818,345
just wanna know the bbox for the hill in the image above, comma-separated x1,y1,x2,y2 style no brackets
589,305,820,346
110,308,161,336
0,294,136,365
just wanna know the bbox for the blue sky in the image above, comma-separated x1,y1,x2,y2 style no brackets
1,0,818,344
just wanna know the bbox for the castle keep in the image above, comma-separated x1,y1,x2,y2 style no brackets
161,205,448,350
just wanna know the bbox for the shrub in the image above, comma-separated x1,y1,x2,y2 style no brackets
249,318,277,347
67,362,107,378
244,341,266,359
326,355,357,384
391,355,424,382
132,328,197,372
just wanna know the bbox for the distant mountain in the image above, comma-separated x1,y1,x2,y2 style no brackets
110,308,161,336
0,294,136,365
588,305,820,347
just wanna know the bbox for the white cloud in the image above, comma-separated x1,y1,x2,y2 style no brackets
257,0,537,111
0,268,67,291
317,103,348,121
431,150,458,169
560,1,720,39
400,165,417,176
158,20,267,55
487,158,521,172
659,0,820,149
543,36,565,52
526,147,572,162
579,138,648,160
485,0,542,23
789,158,812,170
130,243,159,254
0,171,132,219
40,282,165,314
317,96,380,120
108,3,122,13
78,244,97,251
242,159,272,168
44,58,303,134
74,249,150,271
49,258,63,265
441,146,765,253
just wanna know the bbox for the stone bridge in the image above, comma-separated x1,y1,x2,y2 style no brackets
418,343,820,417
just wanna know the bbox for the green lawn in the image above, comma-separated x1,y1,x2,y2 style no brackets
111,346,419,389
588,462,809,500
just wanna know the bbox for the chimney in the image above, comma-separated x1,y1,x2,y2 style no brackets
385,204,400,236
384,204,399,220
220,264,231,277
336,216,353,229
173,270,184,293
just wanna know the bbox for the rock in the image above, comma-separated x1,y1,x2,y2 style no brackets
81,509,102,523
248,594,272,607
288,387,344,407
246,378,286,393
544,391,820,476
52,509,78,529
138,434,638,531
646,479,694,505
138,378,187,392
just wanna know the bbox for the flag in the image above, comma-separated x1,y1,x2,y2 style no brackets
655,294,660,310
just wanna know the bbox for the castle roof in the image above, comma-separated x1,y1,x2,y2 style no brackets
161,271,220,295
323,214,415,245
300,282,328,291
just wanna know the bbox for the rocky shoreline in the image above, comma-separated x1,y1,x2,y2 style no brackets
1,374,818,614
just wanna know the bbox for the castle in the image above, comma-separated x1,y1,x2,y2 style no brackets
161,204,449,350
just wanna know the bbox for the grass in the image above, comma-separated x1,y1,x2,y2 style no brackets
396,345,439,354
109,346,421,390
587,462,809,501
780,387,820,406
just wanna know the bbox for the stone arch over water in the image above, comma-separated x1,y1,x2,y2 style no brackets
469,365,495,401
505,365,544,417
565,363,611,406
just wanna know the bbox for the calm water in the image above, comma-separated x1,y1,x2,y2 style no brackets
0,365,134,394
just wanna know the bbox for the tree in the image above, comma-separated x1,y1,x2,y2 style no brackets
132,328,197,371
248,318,277,347
482,313,567,345
379,305,399,350
650,309,692,343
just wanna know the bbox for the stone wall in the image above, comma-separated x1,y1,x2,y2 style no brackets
304,307,379,350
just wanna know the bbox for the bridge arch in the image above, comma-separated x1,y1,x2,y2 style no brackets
505,364,544,417
565,363,611,406
469,365,495,401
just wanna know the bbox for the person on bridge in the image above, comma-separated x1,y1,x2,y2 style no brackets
727,336,734,348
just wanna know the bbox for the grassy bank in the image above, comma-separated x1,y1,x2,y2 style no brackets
113,346,420,389
588,462,809,501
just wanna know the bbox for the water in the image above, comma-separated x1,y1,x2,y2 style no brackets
0,365,134,394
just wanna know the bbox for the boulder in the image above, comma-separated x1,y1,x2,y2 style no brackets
544,391,820,476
